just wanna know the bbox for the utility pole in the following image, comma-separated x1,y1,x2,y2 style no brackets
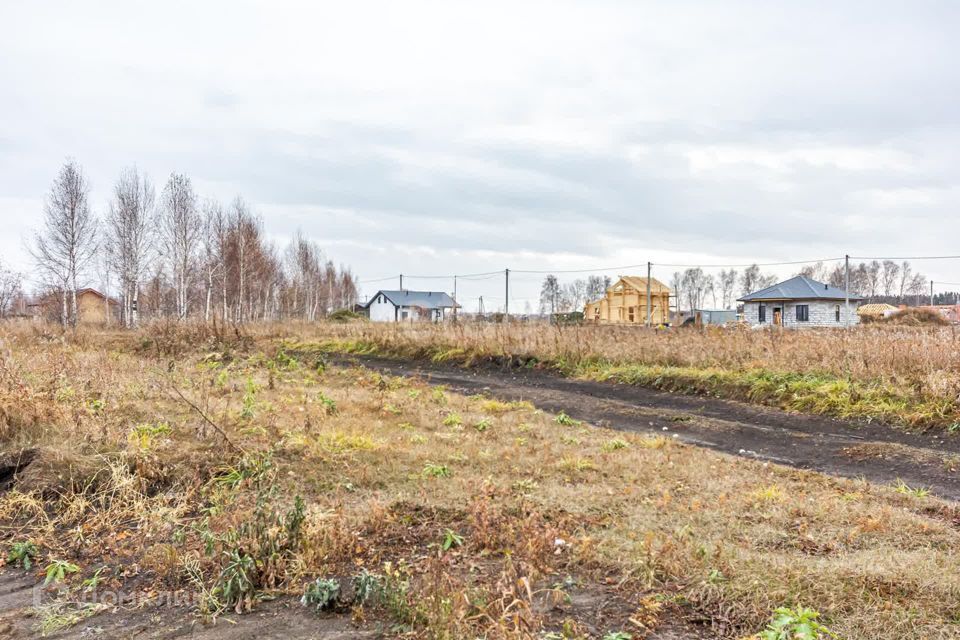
931,280,935,307
646,261,653,326
399,274,403,290
504,268,510,321
844,254,850,328
453,275,457,322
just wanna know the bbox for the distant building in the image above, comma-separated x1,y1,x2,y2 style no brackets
857,303,898,320
739,276,861,328
363,290,458,322
24,288,120,325
584,276,671,325
692,309,738,326
76,288,120,325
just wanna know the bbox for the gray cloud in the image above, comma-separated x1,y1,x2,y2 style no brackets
2,0,960,310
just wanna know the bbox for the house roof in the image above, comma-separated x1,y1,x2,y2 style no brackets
77,288,120,305
366,290,458,310
617,276,672,294
738,275,862,302
857,303,898,315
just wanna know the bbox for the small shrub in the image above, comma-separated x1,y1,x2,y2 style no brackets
442,413,462,427
329,308,364,323
894,478,930,498
319,393,338,414
240,377,258,419
216,549,256,613
473,418,492,432
602,438,629,452
758,606,837,639
555,412,581,427
128,422,172,450
423,462,450,478
352,569,382,604
301,577,340,612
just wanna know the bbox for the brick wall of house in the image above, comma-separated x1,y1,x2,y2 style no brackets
743,300,858,328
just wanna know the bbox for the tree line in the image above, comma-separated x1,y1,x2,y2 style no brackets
536,259,935,316
1,160,357,326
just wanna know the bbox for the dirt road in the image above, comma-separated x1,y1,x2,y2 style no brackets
342,354,960,501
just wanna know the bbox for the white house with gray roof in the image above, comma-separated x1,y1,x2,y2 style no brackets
364,290,458,322
738,276,861,328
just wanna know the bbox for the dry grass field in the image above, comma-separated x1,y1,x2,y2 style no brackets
303,321,960,430
1,321,960,638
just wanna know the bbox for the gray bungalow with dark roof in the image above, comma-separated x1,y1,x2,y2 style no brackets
364,290,458,322
738,276,862,328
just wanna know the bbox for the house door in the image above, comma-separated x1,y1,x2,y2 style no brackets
773,307,782,326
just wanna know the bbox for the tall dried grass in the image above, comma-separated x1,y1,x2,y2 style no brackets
292,322,960,428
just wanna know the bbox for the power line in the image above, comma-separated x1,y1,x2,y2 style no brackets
851,255,960,261
357,275,399,284
359,253,960,286
655,257,844,268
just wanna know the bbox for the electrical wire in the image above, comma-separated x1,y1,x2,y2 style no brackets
359,254,960,286
851,255,960,261
654,257,844,269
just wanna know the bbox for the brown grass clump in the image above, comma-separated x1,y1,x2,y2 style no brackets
2,323,960,638
878,307,951,326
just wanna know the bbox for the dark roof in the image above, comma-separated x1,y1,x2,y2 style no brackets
738,276,862,302
365,290,458,310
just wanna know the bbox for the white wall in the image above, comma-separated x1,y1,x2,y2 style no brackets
368,294,396,322
367,293,450,322
743,300,859,328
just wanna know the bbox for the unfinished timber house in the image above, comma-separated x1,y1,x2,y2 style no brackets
584,276,671,325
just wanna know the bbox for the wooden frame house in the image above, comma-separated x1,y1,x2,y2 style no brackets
583,276,671,325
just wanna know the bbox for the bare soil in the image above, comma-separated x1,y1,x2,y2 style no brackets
338,354,960,501
0,570,706,639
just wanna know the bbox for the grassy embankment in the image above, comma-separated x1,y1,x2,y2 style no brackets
295,322,960,430
1,323,960,639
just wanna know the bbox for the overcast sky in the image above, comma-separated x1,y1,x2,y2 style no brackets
2,1,959,311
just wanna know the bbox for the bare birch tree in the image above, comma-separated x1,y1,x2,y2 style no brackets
718,268,738,309
30,160,98,327
200,199,227,323
105,167,155,327
160,173,200,319
0,260,22,318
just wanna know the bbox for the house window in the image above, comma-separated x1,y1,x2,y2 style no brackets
628,306,635,322
796,304,809,322
758,304,766,323
835,305,841,323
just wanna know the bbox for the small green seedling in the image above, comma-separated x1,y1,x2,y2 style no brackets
441,529,464,551
7,541,38,570
82,566,108,592
44,559,80,585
